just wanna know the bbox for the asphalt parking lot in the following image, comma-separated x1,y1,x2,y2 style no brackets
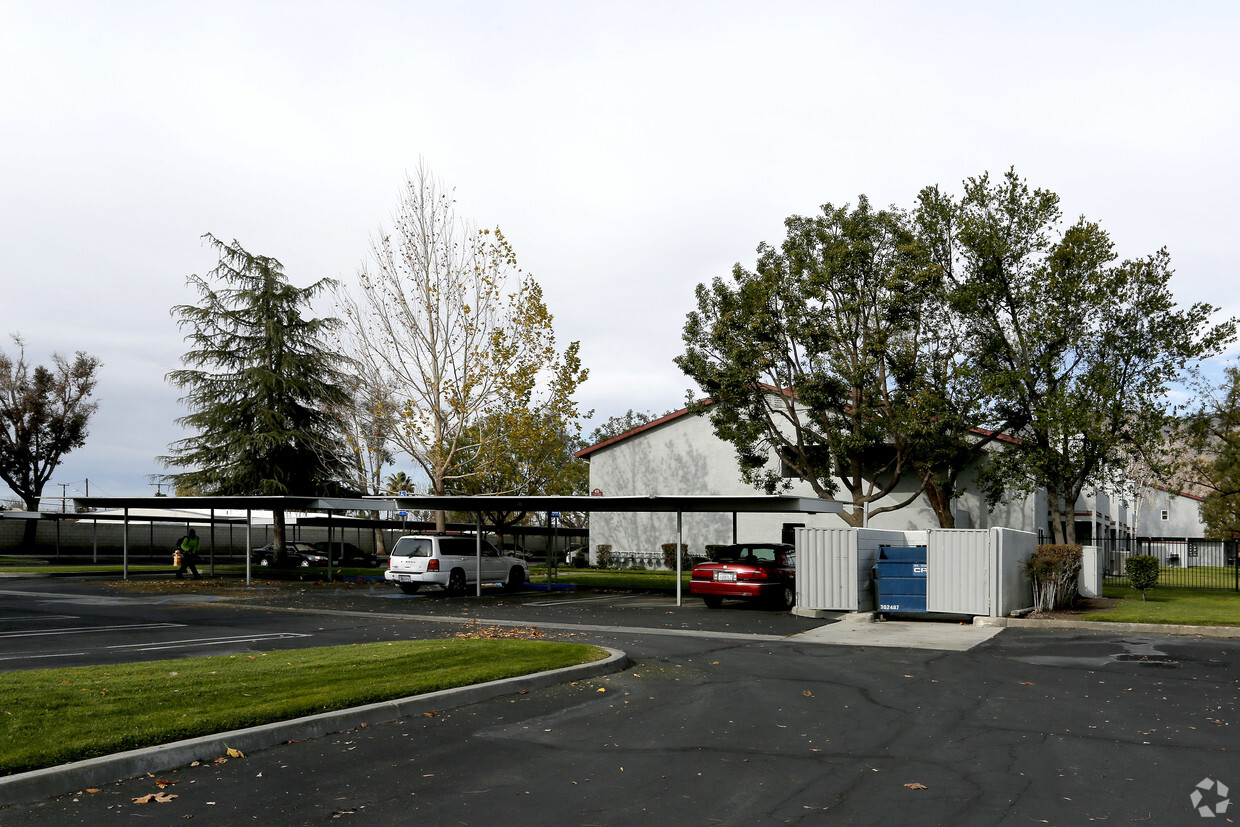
1,577,1237,824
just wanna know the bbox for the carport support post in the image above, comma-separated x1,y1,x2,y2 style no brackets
676,511,683,607
245,510,252,586
475,513,483,597
326,512,334,582
122,507,129,581
209,508,216,577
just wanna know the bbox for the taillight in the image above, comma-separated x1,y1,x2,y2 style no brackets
427,559,440,571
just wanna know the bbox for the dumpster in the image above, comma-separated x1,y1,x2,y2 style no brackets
873,545,927,614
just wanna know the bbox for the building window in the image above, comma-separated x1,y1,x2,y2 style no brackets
1161,510,1169,522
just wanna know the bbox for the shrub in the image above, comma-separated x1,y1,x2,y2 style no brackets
571,550,589,568
1025,544,1083,612
661,543,688,570
704,545,725,562
595,544,613,569
1126,554,1160,600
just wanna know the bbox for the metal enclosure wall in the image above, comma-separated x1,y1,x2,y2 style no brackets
796,528,858,611
926,529,991,615
992,528,1038,615
797,526,1036,617
796,527,913,612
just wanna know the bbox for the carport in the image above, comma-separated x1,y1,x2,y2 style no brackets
389,495,844,605
74,496,384,583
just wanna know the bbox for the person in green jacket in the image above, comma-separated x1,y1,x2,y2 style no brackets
176,529,201,579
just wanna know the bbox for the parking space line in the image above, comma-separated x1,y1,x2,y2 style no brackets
106,632,311,652
0,652,88,663
522,595,644,607
0,623,184,639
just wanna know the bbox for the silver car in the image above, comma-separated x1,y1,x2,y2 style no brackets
384,534,527,595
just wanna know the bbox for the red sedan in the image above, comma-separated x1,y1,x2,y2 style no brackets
690,543,796,610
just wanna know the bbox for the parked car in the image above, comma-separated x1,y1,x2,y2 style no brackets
689,542,796,610
385,534,527,595
249,542,328,568
310,541,380,568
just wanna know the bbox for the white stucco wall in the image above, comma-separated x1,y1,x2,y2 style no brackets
1131,487,1206,538
585,409,1044,558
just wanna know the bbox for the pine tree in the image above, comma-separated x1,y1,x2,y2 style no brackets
162,235,351,559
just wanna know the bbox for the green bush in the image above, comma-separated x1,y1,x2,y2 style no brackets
661,542,688,570
595,544,613,569
571,550,589,568
1025,544,1083,612
1126,554,1160,600
704,545,725,562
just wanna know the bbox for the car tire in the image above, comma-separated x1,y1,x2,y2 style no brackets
398,583,420,595
445,569,467,596
779,585,795,611
703,595,723,609
505,566,525,590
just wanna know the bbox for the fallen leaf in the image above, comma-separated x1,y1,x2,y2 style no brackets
85,788,100,794
904,783,928,790
132,792,179,804
226,747,245,758
802,691,813,697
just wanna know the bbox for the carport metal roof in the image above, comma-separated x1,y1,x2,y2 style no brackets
386,494,842,515
70,494,843,602
390,494,843,605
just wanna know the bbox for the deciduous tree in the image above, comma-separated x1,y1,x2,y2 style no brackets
337,163,582,530
918,169,1235,543
0,335,100,546
677,197,936,526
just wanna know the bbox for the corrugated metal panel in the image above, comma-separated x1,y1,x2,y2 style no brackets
927,529,991,615
796,528,859,610
992,528,1037,615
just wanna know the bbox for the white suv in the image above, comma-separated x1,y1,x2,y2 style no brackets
384,534,527,595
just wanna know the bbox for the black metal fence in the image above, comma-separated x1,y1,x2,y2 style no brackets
1101,537,1240,592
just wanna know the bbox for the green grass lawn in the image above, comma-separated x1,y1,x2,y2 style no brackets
1093,585,1240,626
0,638,605,773
0,564,177,574
1128,565,1240,590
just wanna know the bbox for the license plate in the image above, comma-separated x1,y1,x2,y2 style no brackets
398,575,411,582
714,571,736,582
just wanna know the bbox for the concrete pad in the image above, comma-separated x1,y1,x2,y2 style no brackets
790,612,1004,651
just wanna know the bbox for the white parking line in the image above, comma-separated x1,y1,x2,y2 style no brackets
522,594,644,607
0,651,88,662
106,632,311,652
0,622,184,639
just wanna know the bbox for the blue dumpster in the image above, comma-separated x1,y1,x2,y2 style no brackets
873,546,927,613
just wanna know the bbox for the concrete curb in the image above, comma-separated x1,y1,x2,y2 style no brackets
974,616,1240,638
0,646,628,808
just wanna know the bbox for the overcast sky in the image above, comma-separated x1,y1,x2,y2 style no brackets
3,1,1238,503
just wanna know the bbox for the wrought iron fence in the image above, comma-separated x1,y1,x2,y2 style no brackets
1101,537,1240,591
